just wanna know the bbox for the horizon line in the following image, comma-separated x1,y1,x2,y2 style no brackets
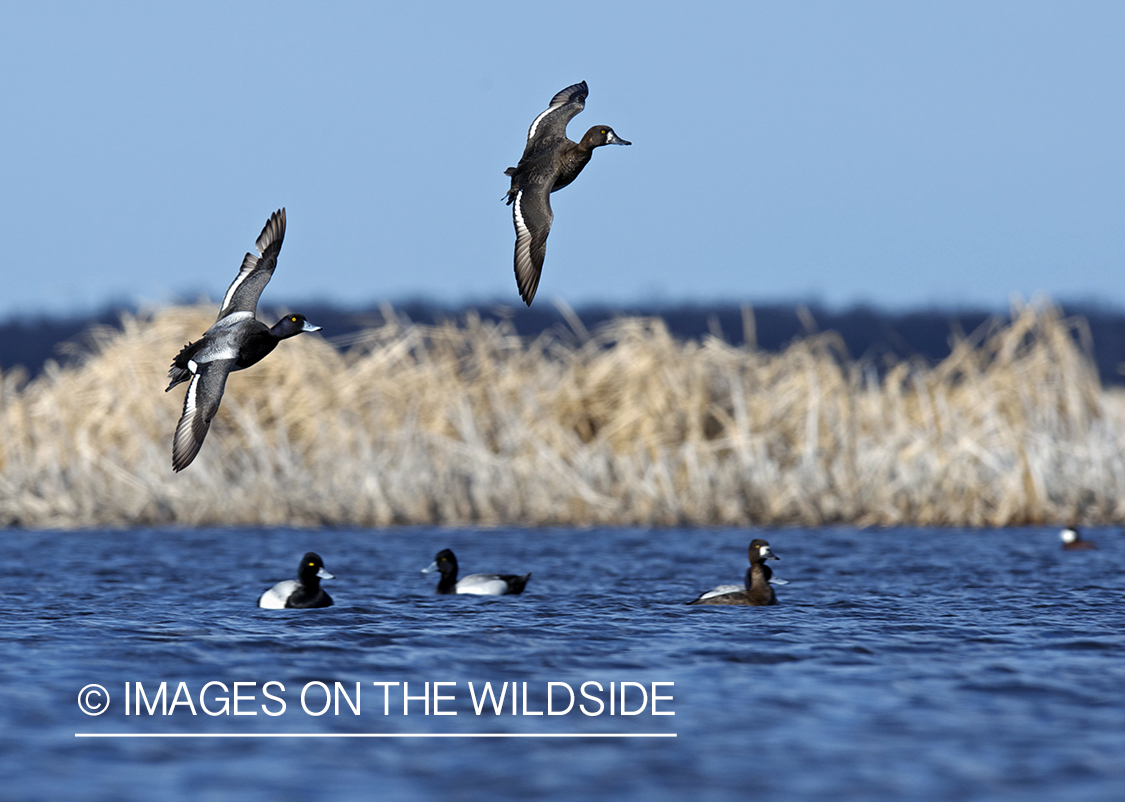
76,732,677,739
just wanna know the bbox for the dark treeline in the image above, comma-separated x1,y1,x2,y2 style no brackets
3,300,1123,384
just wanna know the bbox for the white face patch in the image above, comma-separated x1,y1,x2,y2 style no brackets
187,359,199,374
759,545,772,557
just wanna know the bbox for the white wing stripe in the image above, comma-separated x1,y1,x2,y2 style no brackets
527,106,556,141
219,255,258,312
513,190,533,275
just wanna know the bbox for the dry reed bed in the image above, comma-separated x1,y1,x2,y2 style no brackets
1,303,1122,528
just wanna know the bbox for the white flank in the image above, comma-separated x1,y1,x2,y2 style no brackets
455,575,510,596
258,580,299,609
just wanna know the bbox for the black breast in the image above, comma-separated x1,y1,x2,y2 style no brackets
235,327,280,371
551,145,593,193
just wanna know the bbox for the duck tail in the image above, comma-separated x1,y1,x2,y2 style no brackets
503,167,519,204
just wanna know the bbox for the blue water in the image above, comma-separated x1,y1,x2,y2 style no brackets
3,525,1122,801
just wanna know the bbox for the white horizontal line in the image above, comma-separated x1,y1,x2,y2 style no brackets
76,732,676,739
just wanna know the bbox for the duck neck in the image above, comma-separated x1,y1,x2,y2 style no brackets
436,567,458,594
745,563,764,590
746,560,774,603
298,569,321,591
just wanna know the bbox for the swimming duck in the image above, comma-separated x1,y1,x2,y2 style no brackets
422,548,531,595
258,552,334,609
688,539,780,606
165,208,321,471
504,80,630,305
1060,526,1097,550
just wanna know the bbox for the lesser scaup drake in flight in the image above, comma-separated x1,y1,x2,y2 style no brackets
422,548,531,595
258,552,334,609
504,81,630,305
1060,526,1097,550
165,208,321,471
688,539,780,606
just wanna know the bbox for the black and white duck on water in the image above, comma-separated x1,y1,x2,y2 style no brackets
258,552,335,609
422,549,531,596
688,539,781,606
504,81,630,305
1060,526,1098,550
165,208,321,471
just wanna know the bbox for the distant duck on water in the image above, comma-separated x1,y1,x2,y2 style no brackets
165,208,321,471
422,549,531,596
258,552,334,609
688,539,780,606
1060,526,1097,550
504,81,630,306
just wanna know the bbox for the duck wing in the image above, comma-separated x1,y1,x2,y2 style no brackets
511,183,553,305
172,357,235,471
216,208,286,320
689,583,744,603
523,81,588,152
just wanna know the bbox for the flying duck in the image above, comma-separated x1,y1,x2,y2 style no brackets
504,81,630,305
165,208,321,471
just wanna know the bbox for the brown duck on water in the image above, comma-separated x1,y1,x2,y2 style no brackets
687,539,780,606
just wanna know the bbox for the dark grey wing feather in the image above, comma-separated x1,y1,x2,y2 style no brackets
172,358,235,471
524,81,588,149
512,185,553,306
215,208,286,320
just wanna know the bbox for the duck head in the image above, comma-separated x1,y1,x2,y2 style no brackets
748,538,779,563
422,548,458,577
297,552,334,584
580,125,631,148
270,314,322,339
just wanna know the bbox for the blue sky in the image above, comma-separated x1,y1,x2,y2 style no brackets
2,1,1123,321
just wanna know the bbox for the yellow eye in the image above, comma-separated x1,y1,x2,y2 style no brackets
291,315,298,322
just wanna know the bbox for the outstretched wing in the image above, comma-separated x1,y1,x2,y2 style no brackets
216,208,286,320
524,81,588,149
512,185,553,306
172,358,235,471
